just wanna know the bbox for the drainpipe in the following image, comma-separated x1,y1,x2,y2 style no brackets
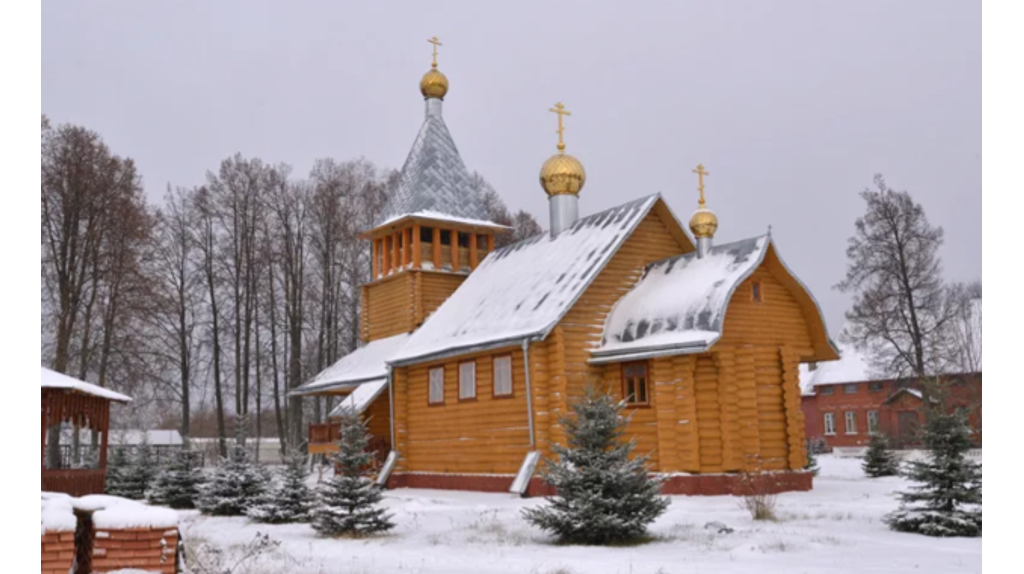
522,338,536,447
387,364,395,449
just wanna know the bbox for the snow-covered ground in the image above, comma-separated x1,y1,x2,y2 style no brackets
178,455,981,574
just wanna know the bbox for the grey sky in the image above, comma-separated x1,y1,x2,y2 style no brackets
42,1,980,335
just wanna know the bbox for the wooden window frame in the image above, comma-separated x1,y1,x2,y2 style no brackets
751,280,763,303
621,361,651,407
824,412,836,435
458,360,477,402
844,411,858,435
492,354,514,399
428,366,445,406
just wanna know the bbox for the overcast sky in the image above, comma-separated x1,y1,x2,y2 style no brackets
41,1,980,335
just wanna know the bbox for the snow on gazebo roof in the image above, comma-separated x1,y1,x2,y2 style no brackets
390,194,661,365
41,366,131,403
291,333,411,396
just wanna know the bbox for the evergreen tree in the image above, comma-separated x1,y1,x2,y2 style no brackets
862,432,900,477
804,442,820,477
311,408,394,536
120,434,157,500
104,445,132,497
247,449,314,523
522,386,670,545
148,448,204,509
884,410,982,537
196,414,270,516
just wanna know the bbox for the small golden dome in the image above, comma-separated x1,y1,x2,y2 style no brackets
540,153,586,196
689,208,719,238
420,68,448,99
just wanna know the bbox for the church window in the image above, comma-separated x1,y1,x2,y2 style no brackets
824,412,836,435
493,355,513,397
458,231,470,248
477,234,487,250
622,362,649,405
440,230,451,246
428,367,445,405
752,280,762,303
421,226,434,243
459,361,476,400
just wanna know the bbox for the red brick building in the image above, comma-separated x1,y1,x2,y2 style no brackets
800,345,982,449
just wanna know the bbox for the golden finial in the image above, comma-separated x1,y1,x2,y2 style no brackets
427,36,442,68
540,101,586,196
688,163,718,238
549,102,571,153
420,36,449,99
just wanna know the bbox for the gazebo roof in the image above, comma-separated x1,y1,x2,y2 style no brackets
41,367,131,403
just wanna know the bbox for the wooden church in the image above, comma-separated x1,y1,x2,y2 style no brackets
293,38,840,495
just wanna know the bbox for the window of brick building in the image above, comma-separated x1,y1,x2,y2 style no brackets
820,386,834,396
869,382,884,393
867,410,879,434
824,412,836,435
844,383,858,394
845,411,858,434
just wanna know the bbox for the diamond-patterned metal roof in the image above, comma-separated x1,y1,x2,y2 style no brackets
376,101,491,227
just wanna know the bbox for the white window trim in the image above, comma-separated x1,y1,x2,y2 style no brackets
845,411,858,435
824,412,836,436
428,367,445,404
867,410,879,434
459,361,477,400
493,355,513,397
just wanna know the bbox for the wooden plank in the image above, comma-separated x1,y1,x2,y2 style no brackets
413,224,422,269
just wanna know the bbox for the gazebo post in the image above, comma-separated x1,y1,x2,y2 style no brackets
98,402,109,472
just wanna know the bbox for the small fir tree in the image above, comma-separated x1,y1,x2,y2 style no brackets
862,432,900,477
121,434,157,500
804,442,820,477
310,408,394,536
104,445,132,497
247,448,315,523
521,385,670,545
884,410,982,537
196,414,270,516
148,448,204,509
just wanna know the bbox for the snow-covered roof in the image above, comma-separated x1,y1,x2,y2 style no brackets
292,334,410,395
390,195,662,365
41,492,178,535
591,235,769,363
377,210,512,231
109,429,183,446
41,366,131,403
799,337,873,393
375,100,493,227
327,378,389,418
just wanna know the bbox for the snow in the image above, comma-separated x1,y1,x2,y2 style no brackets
292,334,410,395
799,330,872,393
41,366,131,402
178,454,980,573
41,493,178,534
378,209,512,230
327,378,388,417
109,429,183,446
391,195,660,365
593,235,768,362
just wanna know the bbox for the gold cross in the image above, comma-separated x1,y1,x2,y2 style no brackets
427,36,443,68
692,164,709,206
549,102,571,152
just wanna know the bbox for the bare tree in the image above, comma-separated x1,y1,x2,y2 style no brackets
470,171,541,248
834,175,957,381
944,280,982,373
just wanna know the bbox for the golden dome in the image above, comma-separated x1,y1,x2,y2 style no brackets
689,207,718,238
420,68,448,99
540,152,586,196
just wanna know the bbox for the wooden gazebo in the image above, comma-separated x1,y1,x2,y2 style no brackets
41,367,131,496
